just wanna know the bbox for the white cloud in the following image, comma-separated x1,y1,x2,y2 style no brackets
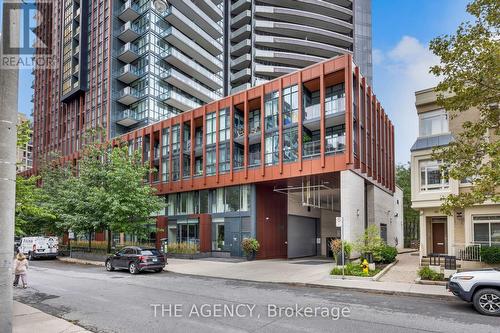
373,36,440,164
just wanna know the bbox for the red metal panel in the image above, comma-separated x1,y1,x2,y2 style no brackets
198,214,212,253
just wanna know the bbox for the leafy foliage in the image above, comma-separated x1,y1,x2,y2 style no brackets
396,164,419,224
418,267,445,281
15,119,56,236
330,262,381,277
329,239,352,260
167,242,199,254
379,245,398,264
241,238,260,254
354,225,385,262
480,246,500,264
429,0,500,214
40,129,165,251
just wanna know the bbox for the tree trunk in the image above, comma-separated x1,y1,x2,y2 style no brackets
107,230,112,254
88,230,92,251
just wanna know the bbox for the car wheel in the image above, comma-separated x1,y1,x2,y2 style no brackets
154,268,163,273
105,260,114,271
473,288,500,316
129,262,139,274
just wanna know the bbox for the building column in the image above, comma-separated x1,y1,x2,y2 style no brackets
447,214,455,256
419,211,426,258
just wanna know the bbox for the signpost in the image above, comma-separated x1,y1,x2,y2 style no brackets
336,217,345,279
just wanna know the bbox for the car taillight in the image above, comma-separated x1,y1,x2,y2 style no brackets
139,256,147,262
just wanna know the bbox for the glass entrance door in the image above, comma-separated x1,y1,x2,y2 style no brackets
177,219,199,244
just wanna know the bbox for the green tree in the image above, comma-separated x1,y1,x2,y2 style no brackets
15,119,56,236
429,0,500,214
43,129,165,253
396,163,420,246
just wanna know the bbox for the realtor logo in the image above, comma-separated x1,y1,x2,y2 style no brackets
1,0,56,69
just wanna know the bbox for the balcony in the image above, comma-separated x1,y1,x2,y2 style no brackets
116,87,140,105
249,151,261,167
117,43,139,63
116,64,141,84
231,53,251,71
167,0,222,39
162,7,222,56
231,39,251,57
234,124,261,145
303,135,345,158
161,27,222,73
73,26,80,40
231,68,251,84
116,109,141,127
73,45,80,58
160,68,220,103
118,22,140,43
118,1,141,22
231,0,251,15
74,8,80,22
161,48,222,90
231,10,251,30
231,24,251,43
159,91,201,112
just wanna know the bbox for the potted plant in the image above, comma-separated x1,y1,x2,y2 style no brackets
330,239,352,265
241,238,260,261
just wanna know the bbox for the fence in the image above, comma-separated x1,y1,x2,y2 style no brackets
453,243,482,261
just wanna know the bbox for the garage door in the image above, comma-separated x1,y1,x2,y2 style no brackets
287,215,317,258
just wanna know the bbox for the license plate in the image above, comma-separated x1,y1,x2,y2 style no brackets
152,258,158,262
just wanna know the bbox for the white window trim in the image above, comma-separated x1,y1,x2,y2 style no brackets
419,160,449,191
472,215,500,247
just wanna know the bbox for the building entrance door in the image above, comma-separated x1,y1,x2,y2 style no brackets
432,222,446,254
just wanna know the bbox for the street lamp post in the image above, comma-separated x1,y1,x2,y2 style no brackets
0,1,21,332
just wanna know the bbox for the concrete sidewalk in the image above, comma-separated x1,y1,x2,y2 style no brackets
13,301,90,333
58,256,452,298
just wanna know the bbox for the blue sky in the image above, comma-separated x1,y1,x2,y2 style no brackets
10,0,471,164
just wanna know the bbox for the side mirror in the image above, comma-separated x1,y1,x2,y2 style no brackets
115,252,121,256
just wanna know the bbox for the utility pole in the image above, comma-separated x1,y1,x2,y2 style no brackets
0,1,21,332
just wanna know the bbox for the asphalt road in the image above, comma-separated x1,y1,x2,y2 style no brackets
14,260,499,333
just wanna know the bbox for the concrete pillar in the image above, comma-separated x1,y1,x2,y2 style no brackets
419,211,426,258
340,170,365,247
447,215,455,256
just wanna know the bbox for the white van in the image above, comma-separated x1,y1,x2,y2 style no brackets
19,237,59,260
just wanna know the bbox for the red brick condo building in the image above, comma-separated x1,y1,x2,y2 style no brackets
31,54,400,259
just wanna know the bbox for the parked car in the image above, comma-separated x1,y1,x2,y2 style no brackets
19,236,59,260
447,268,500,316
105,246,166,274
14,237,21,253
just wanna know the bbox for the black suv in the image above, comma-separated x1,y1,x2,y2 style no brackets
105,246,166,274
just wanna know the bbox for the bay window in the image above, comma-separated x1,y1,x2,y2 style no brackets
419,160,448,191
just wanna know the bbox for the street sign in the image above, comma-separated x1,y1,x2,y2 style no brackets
68,231,75,240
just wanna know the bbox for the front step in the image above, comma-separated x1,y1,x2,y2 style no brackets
420,258,461,269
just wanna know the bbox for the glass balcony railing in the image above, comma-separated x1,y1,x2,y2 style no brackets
119,22,140,35
159,91,201,110
304,104,320,120
303,135,346,157
117,86,140,99
303,140,321,157
119,1,140,15
325,135,346,153
117,64,140,76
249,151,261,166
118,43,138,55
117,109,140,121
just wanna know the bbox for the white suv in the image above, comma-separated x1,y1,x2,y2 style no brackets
448,269,500,316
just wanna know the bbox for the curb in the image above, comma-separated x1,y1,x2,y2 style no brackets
169,271,454,300
372,259,399,281
414,277,448,286
58,257,104,266
56,257,453,299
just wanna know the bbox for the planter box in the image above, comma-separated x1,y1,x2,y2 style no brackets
166,252,211,260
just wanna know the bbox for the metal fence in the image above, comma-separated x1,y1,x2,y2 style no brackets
453,243,482,261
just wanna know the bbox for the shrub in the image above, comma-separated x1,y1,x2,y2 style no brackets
480,246,500,264
167,242,199,254
241,238,260,255
329,239,352,259
330,262,381,277
418,266,445,281
354,225,385,261
380,245,398,264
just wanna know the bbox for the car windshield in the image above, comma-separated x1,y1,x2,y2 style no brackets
140,249,160,256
